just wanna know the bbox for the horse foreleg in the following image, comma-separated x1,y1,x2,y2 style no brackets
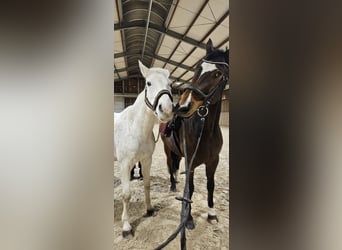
185,170,195,230
141,157,154,216
172,152,180,183
120,162,133,238
206,157,219,224
170,152,180,192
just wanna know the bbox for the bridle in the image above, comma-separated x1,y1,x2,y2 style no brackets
144,87,173,111
183,59,229,102
183,59,229,117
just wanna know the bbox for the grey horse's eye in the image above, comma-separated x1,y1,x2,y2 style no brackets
146,81,151,87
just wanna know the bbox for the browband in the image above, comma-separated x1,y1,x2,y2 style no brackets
202,59,229,68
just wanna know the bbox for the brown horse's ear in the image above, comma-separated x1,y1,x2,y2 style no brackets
206,38,214,54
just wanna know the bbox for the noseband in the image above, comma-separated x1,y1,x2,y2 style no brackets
144,88,173,111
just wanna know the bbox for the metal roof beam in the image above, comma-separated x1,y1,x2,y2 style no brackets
114,63,121,80
115,0,129,75
162,0,209,69
171,10,229,79
152,0,180,66
115,51,195,72
141,0,153,60
114,20,206,49
115,75,187,84
115,63,192,74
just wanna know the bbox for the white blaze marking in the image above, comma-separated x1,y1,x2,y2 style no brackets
180,92,192,108
200,62,217,77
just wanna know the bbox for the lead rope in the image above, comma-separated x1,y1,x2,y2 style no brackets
154,106,207,250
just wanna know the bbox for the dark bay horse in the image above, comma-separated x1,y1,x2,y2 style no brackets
160,39,229,229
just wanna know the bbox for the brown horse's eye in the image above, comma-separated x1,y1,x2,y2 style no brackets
146,81,151,87
214,71,221,78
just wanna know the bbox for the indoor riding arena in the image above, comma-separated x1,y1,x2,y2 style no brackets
114,0,229,249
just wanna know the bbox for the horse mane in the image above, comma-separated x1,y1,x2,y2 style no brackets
204,48,229,65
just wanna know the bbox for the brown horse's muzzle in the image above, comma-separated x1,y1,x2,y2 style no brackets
173,103,190,114
174,90,204,117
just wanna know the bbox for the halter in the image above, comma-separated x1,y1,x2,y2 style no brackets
144,87,173,111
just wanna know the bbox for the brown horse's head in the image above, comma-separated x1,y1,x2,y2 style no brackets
174,39,229,117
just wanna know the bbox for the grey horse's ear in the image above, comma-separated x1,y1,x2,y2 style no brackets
138,60,149,78
206,38,214,54
161,68,170,79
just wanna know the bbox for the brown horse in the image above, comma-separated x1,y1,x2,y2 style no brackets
161,39,229,229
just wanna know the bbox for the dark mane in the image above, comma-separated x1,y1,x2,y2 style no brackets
204,48,229,65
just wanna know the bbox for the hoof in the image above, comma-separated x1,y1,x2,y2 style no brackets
170,186,177,192
122,229,133,239
185,219,195,230
144,209,156,217
207,214,219,224
139,177,143,180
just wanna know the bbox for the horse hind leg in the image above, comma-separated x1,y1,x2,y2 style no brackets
172,153,180,183
130,164,135,180
140,157,155,216
130,162,143,181
120,161,133,238
138,162,143,180
206,157,219,224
